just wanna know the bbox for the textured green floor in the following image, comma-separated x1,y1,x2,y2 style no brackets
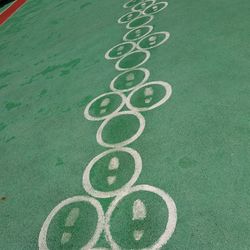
0,0,250,249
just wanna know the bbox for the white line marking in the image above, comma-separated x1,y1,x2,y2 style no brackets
123,0,143,9
123,25,153,42
105,41,137,60
118,11,141,24
96,111,145,148
126,15,154,30
115,49,150,71
38,196,104,250
131,0,156,12
110,68,150,93
143,1,168,15
104,184,177,250
84,92,126,121
82,147,142,198
126,81,172,112
137,31,170,50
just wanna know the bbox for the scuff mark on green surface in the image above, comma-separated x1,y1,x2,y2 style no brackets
39,89,48,97
0,84,8,91
80,2,91,9
5,102,21,111
0,71,11,79
179,156,198,169
55,157,64,166
0,123,7,132
0,196,7,201
6,136,15,143
60,70,70,76
40,58,81,76
20,77,34,86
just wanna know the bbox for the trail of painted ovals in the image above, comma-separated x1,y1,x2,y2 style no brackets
39,1,176,249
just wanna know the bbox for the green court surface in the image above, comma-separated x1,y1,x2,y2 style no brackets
0,0,250,249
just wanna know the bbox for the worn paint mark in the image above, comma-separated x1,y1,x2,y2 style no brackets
5,102,21,111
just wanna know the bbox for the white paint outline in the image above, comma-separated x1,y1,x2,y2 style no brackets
105,41,137,60
105,184,177,250
137,31,170,50
123,0,143,9
82,147,142,198
96,111,145,148
118,11,141,24
110,68,150,93
115,49,150,71
143,1,168,15
123,25,153,42
38,196,104,250
131,0,156,12
84,92,126,121
126,81,172,112
126,15,154,30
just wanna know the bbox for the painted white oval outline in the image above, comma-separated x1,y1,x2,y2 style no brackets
84,92,127,121
123,0,142,9
123,25,154,42
105,41,137,60
96,111,145,148
115,49,150,71
126,81,172,112
126,15,154,30
110,68,150,93
118,11,141,24
131,0,156,12
105,184,177,250
82,147,142,198
38,196,104,250
137,31,170,50
143,1,169,15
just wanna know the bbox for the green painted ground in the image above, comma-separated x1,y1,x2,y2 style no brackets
0,0,250,249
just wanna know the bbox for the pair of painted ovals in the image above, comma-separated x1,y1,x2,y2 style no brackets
123,0,168,14
39,185,177,250
105,32,170,72
83,81,171,148
104,42,150,73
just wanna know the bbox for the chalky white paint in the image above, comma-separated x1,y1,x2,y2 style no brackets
104,185,177,249
137,31,170,50
105,41,137,60
126,81,172,112
133,199,147,220
82,147,142,198
60,207,80,244
143,1,168,15
38,196,104,250
110,68,150,92
134,230,144,241
84,92,126,121
96,111,145,148
107,176,117,185
126,15,154,29
61,232,72,245
115,50,150,71
109,157,119,170
131,0,156,12
123,0,142,9
123,25,153,42
118,11,141,24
